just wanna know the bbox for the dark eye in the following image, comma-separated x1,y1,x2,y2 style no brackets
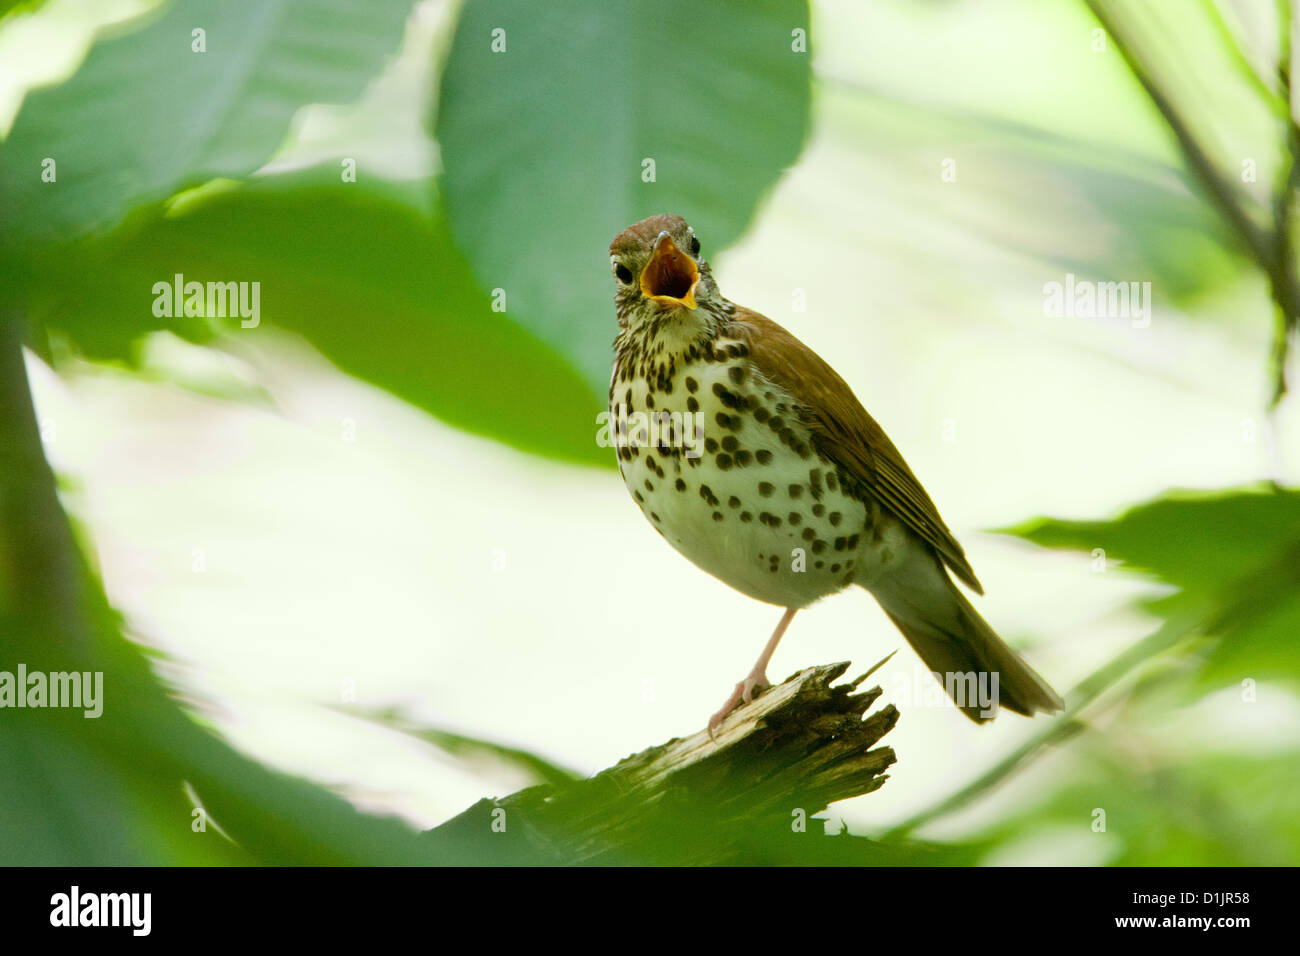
614,263,633,284
688,235,700,256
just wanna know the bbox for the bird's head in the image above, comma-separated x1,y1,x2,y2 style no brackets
609,214,723,330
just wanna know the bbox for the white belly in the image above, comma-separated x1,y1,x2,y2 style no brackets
613,355,887,609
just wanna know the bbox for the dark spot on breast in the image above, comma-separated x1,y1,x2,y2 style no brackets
722,436,739,452
645,393,654,408
728,496,741,509
758,482,774,497
651,512,660,521
699,485,719,506
754,407,770,423
801,527,816,541
788,513,802,525
712,511,723,522
740,511,753,522
734,450,752,467
812,540,827,554
686,396,699,413
728,366,745,385
834,536,846,551
716,453,733,470
644,479,654,492
712,383,741,408
847,533,860,549
788,484,803,499
829,512,842,526
755,449,773,464
704,438,718,453
759,512,781,527
674,478,686,491
826,471,838,491
812,503,826,517
830,563,841,573
685,376,698,393
634,491,644,503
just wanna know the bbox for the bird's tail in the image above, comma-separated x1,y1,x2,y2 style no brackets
868,557,1063,722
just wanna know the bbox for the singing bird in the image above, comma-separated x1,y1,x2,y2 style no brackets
608,214,1063,734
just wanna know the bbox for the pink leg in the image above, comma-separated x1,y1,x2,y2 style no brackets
707,607,798,738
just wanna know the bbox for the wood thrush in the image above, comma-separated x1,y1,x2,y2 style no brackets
608,214,1064,735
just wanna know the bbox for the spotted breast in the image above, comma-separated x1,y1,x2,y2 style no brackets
611,325,907,610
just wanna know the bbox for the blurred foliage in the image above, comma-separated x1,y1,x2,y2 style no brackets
1,0,1299,866
1008,487,1300,686
0,0,416,244
13,168,608,463
981,748,1300,866
435,0,812,391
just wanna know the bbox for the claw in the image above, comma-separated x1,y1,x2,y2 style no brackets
706,674,771,741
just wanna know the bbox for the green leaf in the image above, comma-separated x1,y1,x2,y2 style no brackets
13,168,606,464
1001,486,1300,685
434,0,812,391
0,609,443,864
0,0,415,245
984,747,1300,866
343,705,583,788
1004,486,1300,593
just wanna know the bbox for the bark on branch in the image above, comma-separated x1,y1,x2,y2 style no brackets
424,661,899,865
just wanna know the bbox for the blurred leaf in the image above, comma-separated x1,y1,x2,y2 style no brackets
0,0,416,245
342,705,583,788
434,0,812,391
983,746,1300,865
0,608,444,864
12,168,607,464
1004,486,1300,593
1002,486,1300,685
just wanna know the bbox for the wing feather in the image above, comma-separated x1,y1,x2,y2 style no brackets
729,306,984,594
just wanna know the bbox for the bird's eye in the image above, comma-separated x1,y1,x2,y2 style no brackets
688,235,701,256
614,263,633,284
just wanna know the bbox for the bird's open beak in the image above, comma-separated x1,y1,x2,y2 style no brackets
640,232,699,310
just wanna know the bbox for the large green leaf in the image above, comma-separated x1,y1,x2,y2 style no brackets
435,0,812,391
1003,486,1300,685
0,0,415,245
11,168,606,464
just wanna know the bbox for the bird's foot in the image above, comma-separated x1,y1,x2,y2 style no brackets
707,671,771,740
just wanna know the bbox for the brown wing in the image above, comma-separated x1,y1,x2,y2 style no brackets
730,306,984,594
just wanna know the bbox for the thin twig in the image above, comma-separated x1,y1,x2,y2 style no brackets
1085,0,1298,405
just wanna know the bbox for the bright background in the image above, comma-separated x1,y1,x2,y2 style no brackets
4,0,1300,864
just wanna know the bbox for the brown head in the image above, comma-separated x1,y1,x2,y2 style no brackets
609,214,725,329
